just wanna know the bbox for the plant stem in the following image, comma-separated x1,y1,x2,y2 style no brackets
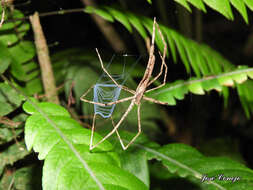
29,12,59,104
0,0,6,28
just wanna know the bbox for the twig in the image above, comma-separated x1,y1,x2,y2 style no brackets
0,0,6,28
7,176,15,190
81,0,126,52
0,116,22,147
67,81,75,108
6,8,85,23
0,116,21,127
33,82,66,100
29,12,59,104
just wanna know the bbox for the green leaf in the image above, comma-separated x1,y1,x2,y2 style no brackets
23,99,70,116
85,6,114,22
146,67,253,108
230,0,248,24
0,142,30,176
104,6,132,32
0,10,30,46
203,0,233,20
0,113,26,145
9,41,36,81
9,41,36,66
14,165,42,190
244,0,253,10
126,12,147,39
23,101,148,190
174,0,192,12
0,83,23,116
0,42,11,74
128,139,253,190
187,0,206,12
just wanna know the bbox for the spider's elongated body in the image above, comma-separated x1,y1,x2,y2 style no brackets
81,17,168,150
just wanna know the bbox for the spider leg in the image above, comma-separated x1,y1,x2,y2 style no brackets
0,0,5,28
96,48,122,88
90,100,135,150
121,85,136,94
116,103,142,150
110,116,123,146
89,113,96,150
146,51,168,92
146,22,168,93
143,96,168,105
81,95,134,107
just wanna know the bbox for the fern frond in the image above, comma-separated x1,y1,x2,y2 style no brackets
146,67,253,116
84,6,253,116
85,6,234,77
148,0,253,24
0,10,44,96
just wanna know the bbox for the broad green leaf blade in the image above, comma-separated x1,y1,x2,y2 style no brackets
119,151,149,187
23,101,148,190
129,139,253,190
23,100,70,116
110,131,160,188
44,142,147,190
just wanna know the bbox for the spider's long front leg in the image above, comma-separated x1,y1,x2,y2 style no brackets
90,100,136,150
95,48,136,96
96,48,121,87
146,22,168,93
146,51,168,93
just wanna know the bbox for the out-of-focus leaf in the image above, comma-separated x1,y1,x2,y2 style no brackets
9,41,35,66
0,142,30,176
0,83,23,116
14,165,42,190
0,42,11,74
0,113,26,145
